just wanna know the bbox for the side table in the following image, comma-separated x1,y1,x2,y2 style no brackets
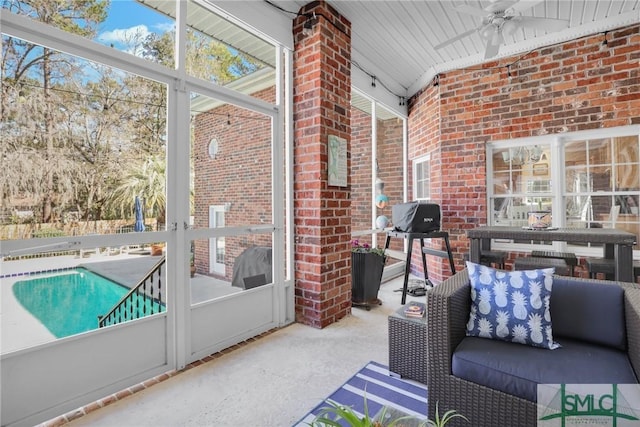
388,302,427,384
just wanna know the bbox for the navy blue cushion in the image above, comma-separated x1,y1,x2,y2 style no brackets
452,336,638,402
465,261,559,349
550,277,626,350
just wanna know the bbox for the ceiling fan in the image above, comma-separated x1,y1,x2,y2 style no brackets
435,0,570,59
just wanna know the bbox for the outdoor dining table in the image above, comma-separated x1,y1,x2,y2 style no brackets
467,226,637,282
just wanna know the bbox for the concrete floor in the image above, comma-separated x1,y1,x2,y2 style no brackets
57,275,428,427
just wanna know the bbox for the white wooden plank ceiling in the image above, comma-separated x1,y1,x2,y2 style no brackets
270,0,639,97
142,1,639,100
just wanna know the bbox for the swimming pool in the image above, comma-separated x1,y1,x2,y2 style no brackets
12,268,165,339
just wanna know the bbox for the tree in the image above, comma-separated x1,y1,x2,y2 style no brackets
1,0,108,222
110,155,166,228
1,0,266,228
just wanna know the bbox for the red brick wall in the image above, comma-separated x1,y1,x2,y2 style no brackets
293,1,352,328
409,23,640,276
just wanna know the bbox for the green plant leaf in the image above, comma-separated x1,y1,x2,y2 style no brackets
423,402,468,427
309,393,468,427
311,399,367,427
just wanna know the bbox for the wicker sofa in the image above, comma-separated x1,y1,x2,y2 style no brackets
426,269,640,427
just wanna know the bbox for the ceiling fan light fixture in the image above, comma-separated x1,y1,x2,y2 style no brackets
492,16,505,27
441,0,569,60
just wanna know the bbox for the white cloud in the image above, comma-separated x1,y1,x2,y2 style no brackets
98,24,151,45
154,22,175,33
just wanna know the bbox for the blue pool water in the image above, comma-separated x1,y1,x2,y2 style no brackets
12,269,163,338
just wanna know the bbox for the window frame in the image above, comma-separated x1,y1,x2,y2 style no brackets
487,125,640,257
0,0,290,359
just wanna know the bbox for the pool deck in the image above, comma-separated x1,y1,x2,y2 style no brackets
1,251,239,354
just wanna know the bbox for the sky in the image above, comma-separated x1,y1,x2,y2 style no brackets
96,0,174,53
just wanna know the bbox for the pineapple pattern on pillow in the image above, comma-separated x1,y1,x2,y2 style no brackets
465,261,560,350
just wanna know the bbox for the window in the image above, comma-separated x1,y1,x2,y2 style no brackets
186,0,275,92
3,0,176,69
350,90,407,256
207,206,226,275
1,0,287,347
0,35,168,237
490,143,552,226
564,133,639,239
487,126,640,254
413,155,430,200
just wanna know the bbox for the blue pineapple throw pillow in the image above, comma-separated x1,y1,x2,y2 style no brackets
465,261,560,350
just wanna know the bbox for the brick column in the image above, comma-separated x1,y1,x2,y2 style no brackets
293,1,352,328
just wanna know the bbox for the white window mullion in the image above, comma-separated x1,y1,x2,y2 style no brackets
371,101,378,235
283,47,295,323
169,0,190,371
272,45,288,325
550,136,565,251
403,118,408,204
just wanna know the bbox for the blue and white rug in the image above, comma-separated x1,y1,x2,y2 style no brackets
294,361,428,426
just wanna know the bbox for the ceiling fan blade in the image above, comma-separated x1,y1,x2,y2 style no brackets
486,1,519,13
453,4,490,17
507,0,544,14
484,30,503,59
434,28,478,50
516,16,570,32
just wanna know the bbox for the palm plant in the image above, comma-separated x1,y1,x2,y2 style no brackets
309,398,412,427
108,155,166,226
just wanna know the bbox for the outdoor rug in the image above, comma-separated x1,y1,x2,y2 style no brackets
294,361,428,426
